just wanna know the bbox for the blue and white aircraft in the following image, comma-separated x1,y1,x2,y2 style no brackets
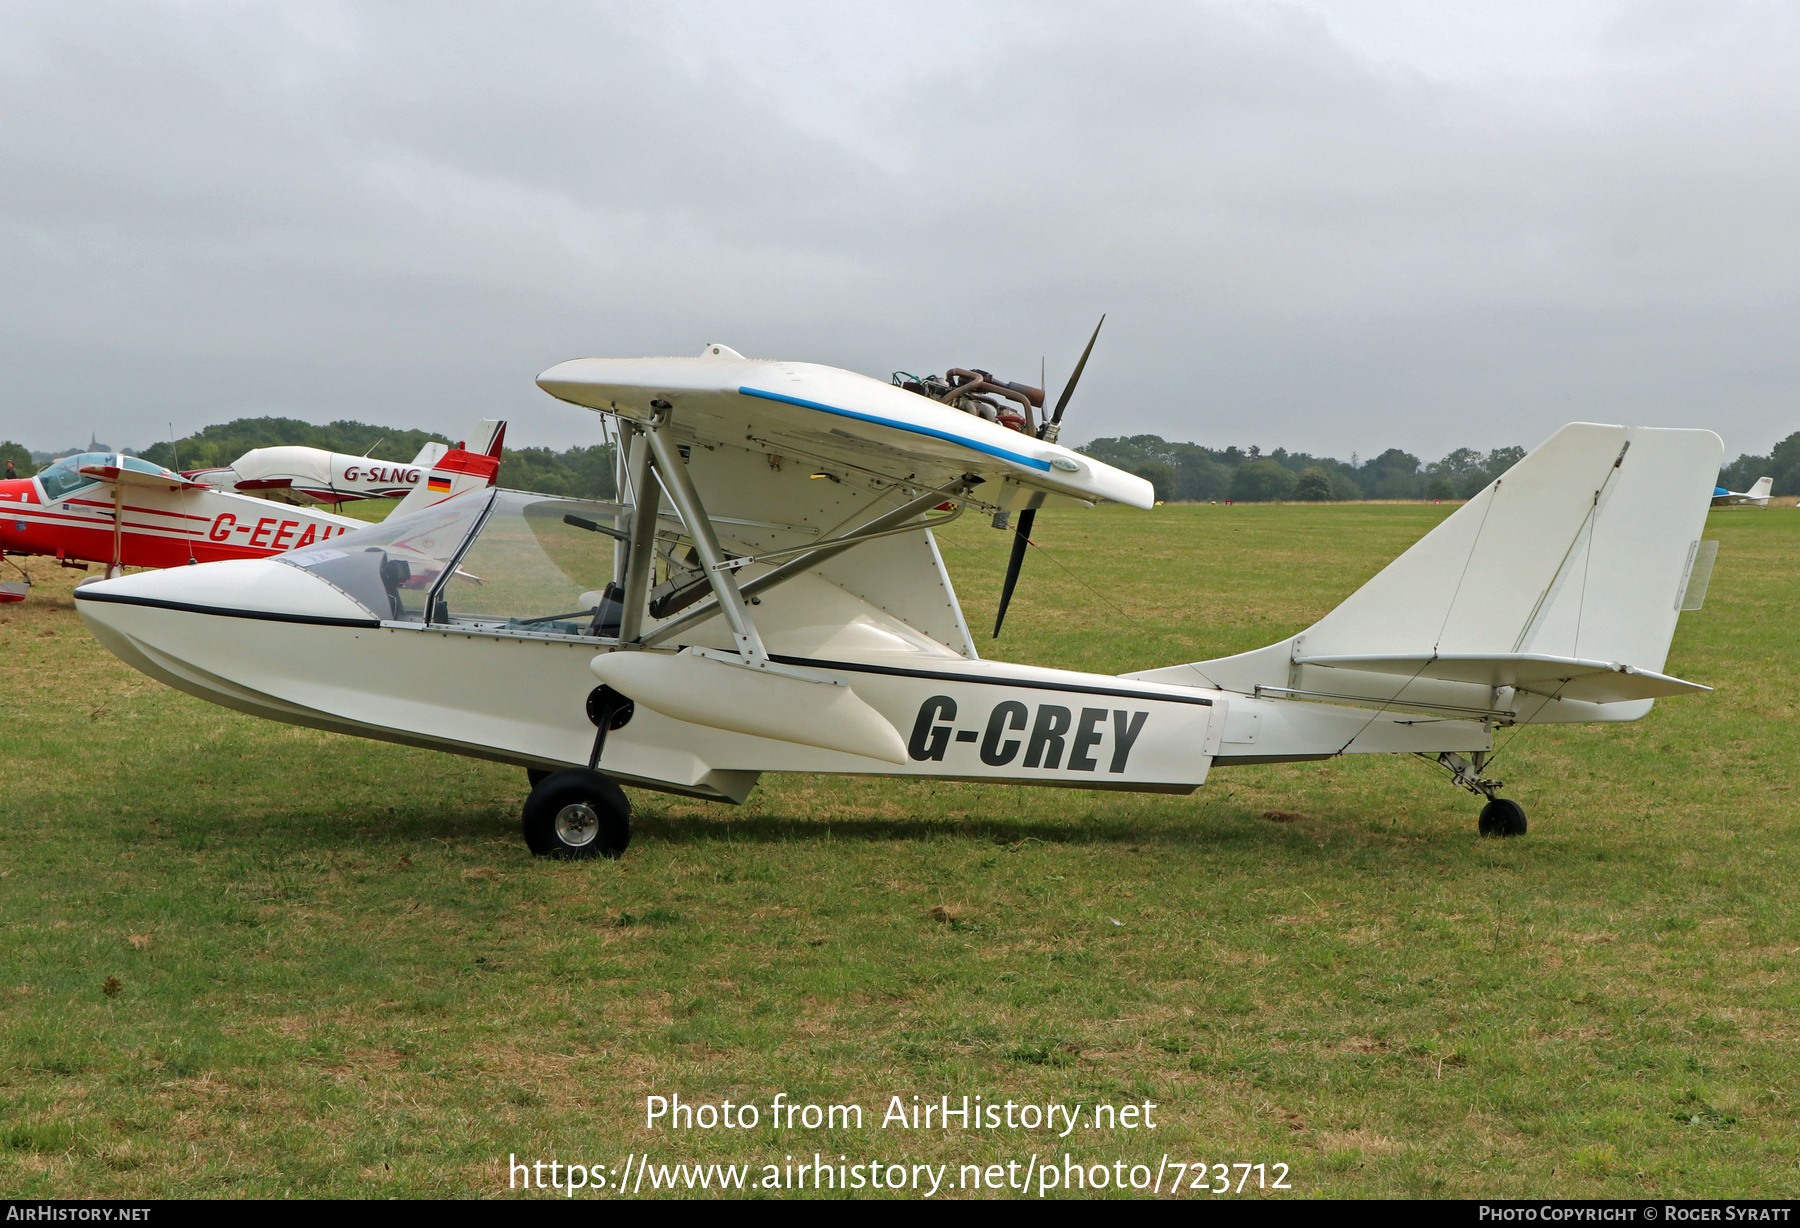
1712,476,1772,507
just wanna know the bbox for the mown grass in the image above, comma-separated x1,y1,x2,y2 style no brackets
0,503,1795,1198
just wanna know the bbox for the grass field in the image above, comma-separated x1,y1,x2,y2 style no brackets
1,502,1796,1199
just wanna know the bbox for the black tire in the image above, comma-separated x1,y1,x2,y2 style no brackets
522,769,631,859
526,768,552,789
1478,797,1528,838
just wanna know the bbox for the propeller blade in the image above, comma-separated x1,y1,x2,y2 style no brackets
1045,314,1105,435
1000,315,1101,634
992,508,1036,638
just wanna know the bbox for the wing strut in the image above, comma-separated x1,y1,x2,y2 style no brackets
643,419,770,666
615,425,660,644
110,484,125,578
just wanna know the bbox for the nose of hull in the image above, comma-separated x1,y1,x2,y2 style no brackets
74,557,376,622
73,557,379,708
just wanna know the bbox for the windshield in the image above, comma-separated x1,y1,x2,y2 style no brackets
37,453,108,499
119,455,179,478
434,491,624,635
35,453,182,499
275,488,627,633
279,490,490,621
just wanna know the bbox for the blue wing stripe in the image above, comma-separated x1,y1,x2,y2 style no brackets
738,386,1053,472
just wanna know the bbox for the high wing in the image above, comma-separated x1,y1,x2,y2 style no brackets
535,345,1153,511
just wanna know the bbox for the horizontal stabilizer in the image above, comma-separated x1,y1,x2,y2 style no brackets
408,440,451,469
1294,653,1710,703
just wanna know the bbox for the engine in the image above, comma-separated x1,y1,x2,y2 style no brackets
894,369,1045,435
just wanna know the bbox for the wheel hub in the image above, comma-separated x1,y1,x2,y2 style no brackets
554,802,600,847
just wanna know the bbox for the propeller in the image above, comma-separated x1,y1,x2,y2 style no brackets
992,314,1104,639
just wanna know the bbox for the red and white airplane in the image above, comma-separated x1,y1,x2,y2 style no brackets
0,422,505,601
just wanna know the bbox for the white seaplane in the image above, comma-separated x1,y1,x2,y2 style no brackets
73,337,1723,858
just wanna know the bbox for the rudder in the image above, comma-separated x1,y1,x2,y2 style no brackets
1130,423,1722,723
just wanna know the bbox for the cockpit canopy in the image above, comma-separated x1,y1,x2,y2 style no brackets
277,488,624,635
37,452,180,499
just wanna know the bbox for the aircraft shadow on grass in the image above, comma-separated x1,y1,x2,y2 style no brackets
628,808,1425,851
146,804,1349,853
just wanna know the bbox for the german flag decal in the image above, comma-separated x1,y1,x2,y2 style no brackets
427,476,452,493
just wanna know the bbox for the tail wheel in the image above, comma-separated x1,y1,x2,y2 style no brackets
1478,798,1528,838
522,769,631,859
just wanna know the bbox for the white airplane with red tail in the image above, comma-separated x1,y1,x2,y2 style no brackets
185,421,506,507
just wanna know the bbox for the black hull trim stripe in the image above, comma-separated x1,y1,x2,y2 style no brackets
72,589,380,629
67,594,1216,705
768,653,1214,706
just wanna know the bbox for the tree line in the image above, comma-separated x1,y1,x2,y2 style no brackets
9,418,1797,503
1075,436,1527,503
1719,431,1800,496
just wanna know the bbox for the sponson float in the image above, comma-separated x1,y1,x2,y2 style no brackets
74,341,1724,857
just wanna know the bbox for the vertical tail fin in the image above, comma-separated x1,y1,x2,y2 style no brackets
466,419,506,458
1749,476,1773,502
386,420,507,518
1129,423,1724,722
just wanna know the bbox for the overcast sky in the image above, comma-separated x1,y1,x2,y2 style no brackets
3,1,1797,462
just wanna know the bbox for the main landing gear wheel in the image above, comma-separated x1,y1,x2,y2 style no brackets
522,769,631,859
526,768,551,789
1478,797,1528,838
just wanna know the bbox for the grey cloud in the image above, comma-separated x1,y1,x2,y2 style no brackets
1,0,1796,462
